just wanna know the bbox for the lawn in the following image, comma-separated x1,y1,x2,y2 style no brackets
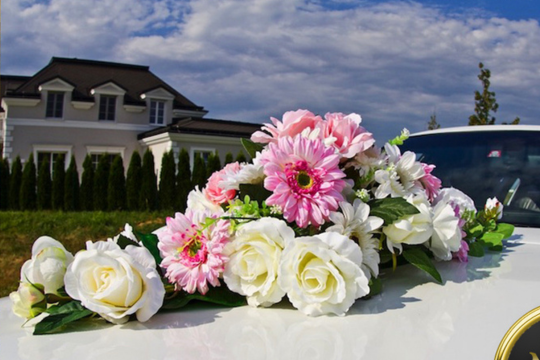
0,211,171,298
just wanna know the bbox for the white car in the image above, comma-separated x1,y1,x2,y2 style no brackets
1,125,540,359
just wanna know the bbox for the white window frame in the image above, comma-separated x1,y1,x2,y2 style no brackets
149,99,166,125
45,91,65,119
33,144,73,171
86,146,125,169
98,94,117,121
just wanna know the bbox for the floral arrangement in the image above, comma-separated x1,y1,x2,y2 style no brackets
10,109,514,335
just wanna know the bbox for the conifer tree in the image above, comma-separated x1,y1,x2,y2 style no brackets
37,157,52,210
64,155,80,211
126,151,142,211
140,149,157,211
52,155,65,210
235,151,247,163
9,156,22,210
176,148,191,212
80,154,94,211
0,158,10,210
205,152,215,180
224,152,234,166
94,155,111,211
159,150,176,211
207,151,222,177
192,153,207,189
20,154,37,210
108,155,126,211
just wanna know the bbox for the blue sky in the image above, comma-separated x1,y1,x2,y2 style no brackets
2,0,540,142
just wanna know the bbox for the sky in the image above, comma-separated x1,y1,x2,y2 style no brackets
2,0,540,142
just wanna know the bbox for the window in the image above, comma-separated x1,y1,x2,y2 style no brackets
91,153,120,169
46,92,64,118
194,150,213,164
37,152,67,173
149,100,165,125
99,95,116,121
190,147,215,170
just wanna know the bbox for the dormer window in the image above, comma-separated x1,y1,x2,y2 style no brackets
46,91,64,118
150,100,165,125
99,95,116,121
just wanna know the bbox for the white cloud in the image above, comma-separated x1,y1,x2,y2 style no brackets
2,0,540,141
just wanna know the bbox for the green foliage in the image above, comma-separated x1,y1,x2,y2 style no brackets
134,231,162,268
191,153,207,189
37,157,52,210
224,152,234,165
368,197,419,225
176,148,192,212
402,247,442,284
235,150,247,163
107,155,126,211
469,62,498,125
241,138,263,159
34,301,94,335
427,112,440,130
206,151,222,178
93,155,110,211
0,158,9,210
9,156,22,210
52,155,66,211
126,151,142,211
20,154,37,211
162,284,247,310
140,149,158,211
64,156,80,211
388,128,410,146
158,150,176,211
80,155,94,211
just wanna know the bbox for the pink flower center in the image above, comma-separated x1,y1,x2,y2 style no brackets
176,227,208,267
286,160,321,195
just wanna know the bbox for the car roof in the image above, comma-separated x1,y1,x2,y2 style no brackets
411,125,540,137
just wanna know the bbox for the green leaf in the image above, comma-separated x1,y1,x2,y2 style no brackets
368,198,419,225
34,301,94,335
367,277,382,297
468,242,485,257
480,232,505,248
116,234,140,249
241,138,264,159
494,223,515,239
135,231,162,267
466,223,484,239
162,285,247,310
238,184,272,204
402,247,442,284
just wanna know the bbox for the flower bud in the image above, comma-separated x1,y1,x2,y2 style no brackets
10,283,47,319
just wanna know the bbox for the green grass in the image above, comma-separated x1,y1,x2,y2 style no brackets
0,211,171,298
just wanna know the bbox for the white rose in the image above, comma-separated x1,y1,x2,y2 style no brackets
428,201,463,261
383,194,433,253
21,236,74,295
9,282,47,319
433,187,476,215
278,232,370,316
64,240,165,324
224,218,293,307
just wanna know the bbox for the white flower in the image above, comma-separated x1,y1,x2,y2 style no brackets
375,144,424,198
433,187,476,216
485,197,504,220
327,200,384,279
428,201,462,261
20,236,74,295
224,218,293,307
187,186,224,214
64,240,165,324
383,194,433,253
111,223,138,243
218,152,265,191
10,283,47,319
348,146,383,178
374,168,405,198
278,232,370,316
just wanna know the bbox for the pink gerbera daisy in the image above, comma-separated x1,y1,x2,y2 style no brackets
419,163,442,201
157,210,229,294
261,136,347,228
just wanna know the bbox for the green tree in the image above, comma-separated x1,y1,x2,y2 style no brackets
207,151,222,177
235,151,247,163
427,112,441,130
20,154,37,210
192,153,207,189
94,155,111,211
224,152,234,165
126,151,143,211
64,156,80,211
108,155,126,211
176,148,192,212
52,155,66,210
0,158,10,210
80,154,94,211
159,150,176,211
37,157,52,210
140,149,158,211
9,156,22,210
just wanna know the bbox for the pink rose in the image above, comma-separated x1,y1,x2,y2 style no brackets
251,109,323,144
323,112,375,158
204,162,241,205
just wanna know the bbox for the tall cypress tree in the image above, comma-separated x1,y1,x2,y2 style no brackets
205,152,215,180
140,149,157,211
192,153,207,190
207,151,222,178
52,155,65,210
9,156,22,210
108,155,126,211
0,158,10,210
20,154,37,210
224,152,234,166
159,150,176,211
94,154,110,211
80,154,94,211
176,148,192,212
126,151,142,211
64,155,80,211
235,151,247,163
37,157,52,210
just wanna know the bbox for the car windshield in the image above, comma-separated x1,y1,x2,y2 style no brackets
400,130,540,228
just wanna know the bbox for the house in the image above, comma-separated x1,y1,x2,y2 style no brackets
0,57,262,175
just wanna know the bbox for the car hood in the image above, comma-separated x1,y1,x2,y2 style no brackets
1,226,540,360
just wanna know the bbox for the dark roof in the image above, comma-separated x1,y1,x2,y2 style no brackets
1,57,205,112
138,117,263,140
